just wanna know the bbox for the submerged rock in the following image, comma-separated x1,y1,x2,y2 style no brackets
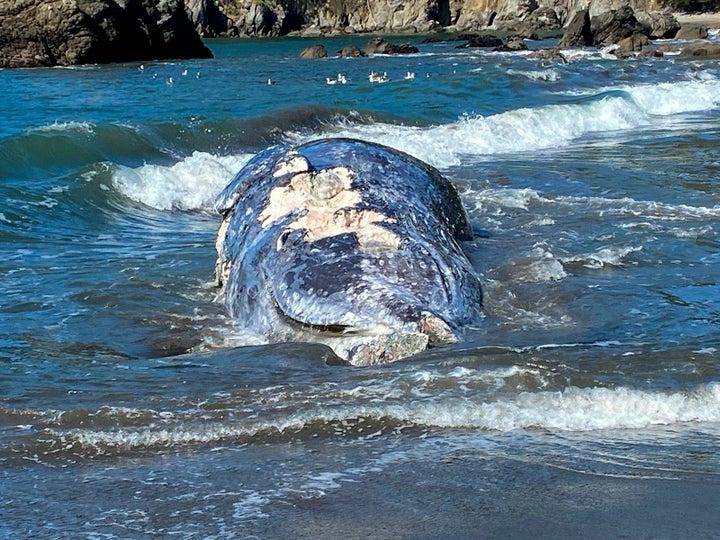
0,0,212,68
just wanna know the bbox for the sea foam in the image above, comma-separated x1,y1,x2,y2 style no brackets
293,77,720,168
112,152,251,211
52,381,720,451
110,78,720,211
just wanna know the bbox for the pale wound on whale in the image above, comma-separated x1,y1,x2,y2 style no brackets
259,166,401,251
215,217,231,286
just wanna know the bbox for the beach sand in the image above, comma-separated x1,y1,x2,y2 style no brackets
257,454,720,539
674,11,720,27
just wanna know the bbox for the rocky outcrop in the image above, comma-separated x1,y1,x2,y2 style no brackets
455,34,504,47
558,3,679,49
0,0,213,68
299,44,327,58
215,0,678,38
363,37,420,54
676,23,709,40
558,8,592,47
681,39,720,57
338,45,366,57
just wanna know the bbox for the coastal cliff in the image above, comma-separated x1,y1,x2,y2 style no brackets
208,0,669,36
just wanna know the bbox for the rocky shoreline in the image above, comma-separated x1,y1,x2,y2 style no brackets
1,0,719,68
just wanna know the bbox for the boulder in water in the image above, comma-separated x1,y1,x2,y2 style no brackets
299,44,328,59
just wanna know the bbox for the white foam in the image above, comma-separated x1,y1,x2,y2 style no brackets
52,382,720,452
292,78,720,168
26,121,95,134
467,187,720,223
561,245,642,269
112,152,251,211
507,68,560,82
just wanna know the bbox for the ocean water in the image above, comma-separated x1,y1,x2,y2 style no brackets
2,34,720,538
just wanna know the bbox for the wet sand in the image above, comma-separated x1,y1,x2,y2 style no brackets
260,455,720,539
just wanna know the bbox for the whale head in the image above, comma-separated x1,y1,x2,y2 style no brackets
214,139,483,365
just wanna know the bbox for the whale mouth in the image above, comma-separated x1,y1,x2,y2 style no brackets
271,294,457,366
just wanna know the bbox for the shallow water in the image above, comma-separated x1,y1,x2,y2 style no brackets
1,35,720,537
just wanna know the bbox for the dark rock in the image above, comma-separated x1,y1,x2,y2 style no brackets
558,9,592,48
338,45,366,58
364,38,419,55
185,0,232,37
455,34,503,48
299,44,327,58
0,0,212,68
676,24,709,40
590,5,646,47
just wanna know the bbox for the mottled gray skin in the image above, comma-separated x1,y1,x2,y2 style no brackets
214,138,483,366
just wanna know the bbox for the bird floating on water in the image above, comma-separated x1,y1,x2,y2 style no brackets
369,71,390,83
326,73,347,85
267,78,276,85
404,71,415,80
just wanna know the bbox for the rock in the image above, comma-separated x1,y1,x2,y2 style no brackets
0,0,212,68
681,40,720,57
558,9,592,48
363,38,419,55
234,1,287,36
634,10,680,39
185,0,232,37
528,48,565,61
299,44,327,58
637,48,664,58
616,32,649,54
338,45,366,58
494,35,528,51
521,6,561,31
590,5,646,47
657,43,679,54
455,34,504,48
676,24,709,40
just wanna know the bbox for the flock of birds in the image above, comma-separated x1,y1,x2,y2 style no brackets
267,71,417,86
138,64,202,85
138,63,418,87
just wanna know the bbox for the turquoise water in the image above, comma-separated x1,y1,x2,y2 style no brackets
2,35,720,537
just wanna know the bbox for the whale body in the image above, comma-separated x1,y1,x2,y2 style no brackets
214,138,483,366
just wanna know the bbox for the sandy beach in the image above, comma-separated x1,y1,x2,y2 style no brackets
674,11,720,27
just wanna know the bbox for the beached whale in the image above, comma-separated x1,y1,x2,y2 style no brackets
214,138,483,366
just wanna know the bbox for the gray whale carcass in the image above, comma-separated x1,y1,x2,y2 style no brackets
214,138,483,366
